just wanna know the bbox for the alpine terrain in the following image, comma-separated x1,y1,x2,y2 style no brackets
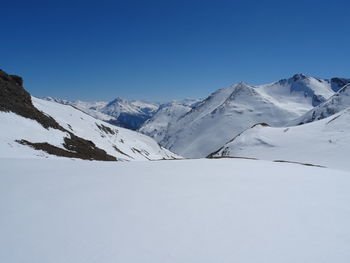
1,69,350,263
209,84,350,171
140,74,350,158
0,69,178,161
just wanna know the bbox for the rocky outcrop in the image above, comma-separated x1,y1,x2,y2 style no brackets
0,69,117,161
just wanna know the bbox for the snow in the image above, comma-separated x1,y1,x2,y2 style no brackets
0,112,69,159
158,77,334,158
142,74,345,158
71,100,113,121
0,96,179,161
139,102,193,142
1,157,350,262
211,108,350,171
32,97,178,160
44,97,160,128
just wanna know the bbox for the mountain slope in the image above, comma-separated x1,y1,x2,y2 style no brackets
257,74,336,107
138,99,201,142
0,69,178,161
209,108,350,171
289,84,350,125
157,74,341,158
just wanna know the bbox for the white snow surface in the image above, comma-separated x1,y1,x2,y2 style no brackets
159,75,336,158
211,108,350,171
0,97,178,161
1,157,350,263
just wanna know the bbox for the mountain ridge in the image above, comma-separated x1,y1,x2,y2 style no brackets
141,73,350,158
0,69,179,161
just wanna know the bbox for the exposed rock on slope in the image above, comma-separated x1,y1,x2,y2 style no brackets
0,69,179,161
0,69,116,161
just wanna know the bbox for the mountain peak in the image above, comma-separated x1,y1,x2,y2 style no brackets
237,81,250,86
111,96,126,103
105,97,128,107
292,73,309,81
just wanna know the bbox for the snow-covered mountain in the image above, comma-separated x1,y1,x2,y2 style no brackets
0,69,179,161
44,96,159,130
139,99,202,142
209,107,350,170
45,97,203,132
100,97,159,130
289,84,350,125
151,74,348,158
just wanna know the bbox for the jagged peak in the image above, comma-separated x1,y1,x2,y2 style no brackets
232,81,255,91
292,73,310,81
106,96,128,107
276,73,311,85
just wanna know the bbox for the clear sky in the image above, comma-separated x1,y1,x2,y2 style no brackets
2,0,350,101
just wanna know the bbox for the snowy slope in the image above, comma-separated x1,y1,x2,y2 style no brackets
257,74,335,107
210,108,350,171
289,84,350,125
32,97,179,160
138,101,197,142
1,157,350,263
44,97,115,121
0,97,178,161
158,74,339,158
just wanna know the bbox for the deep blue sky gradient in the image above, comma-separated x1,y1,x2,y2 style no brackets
2,0,350,101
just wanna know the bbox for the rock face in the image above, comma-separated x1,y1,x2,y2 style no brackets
0,69,115,161
331,78,350,92
0,70,60,130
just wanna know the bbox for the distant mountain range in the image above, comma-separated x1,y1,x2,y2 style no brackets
140,74,350,158
44,97,201,130
3,68,350,163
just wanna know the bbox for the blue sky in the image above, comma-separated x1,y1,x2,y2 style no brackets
1,0,350,101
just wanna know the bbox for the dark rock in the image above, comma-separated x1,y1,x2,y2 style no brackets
1,69,117,161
